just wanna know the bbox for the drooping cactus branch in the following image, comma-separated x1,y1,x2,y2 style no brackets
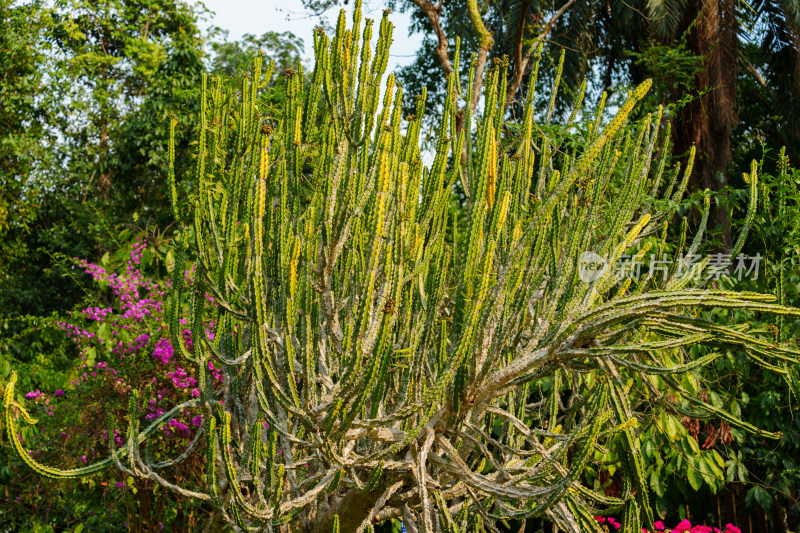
6,2,800,531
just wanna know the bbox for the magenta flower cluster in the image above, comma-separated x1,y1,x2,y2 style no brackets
24,237,223,469
595,517,742,533
670,520,741,533
208,361,223,382
165,366,199,395
102,429,124,446
81,306,112,321
594,516,621,530
74,239,164,324
152,337,174,365
166,418,190,438
54,321,98,343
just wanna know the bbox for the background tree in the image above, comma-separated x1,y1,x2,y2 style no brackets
0,0,54,300
392,0,800,248
210,30,305,77
0,0,207,318
398,0,577,118
45,0,207,212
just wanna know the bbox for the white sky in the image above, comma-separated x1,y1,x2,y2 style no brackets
196,0,424,75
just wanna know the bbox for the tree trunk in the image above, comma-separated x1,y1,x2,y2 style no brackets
312,487,387,533
672,0,739,249
98,125,111,199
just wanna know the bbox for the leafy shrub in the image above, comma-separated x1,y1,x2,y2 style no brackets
588,151,800,526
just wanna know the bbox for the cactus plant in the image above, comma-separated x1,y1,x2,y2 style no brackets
6,2,800,531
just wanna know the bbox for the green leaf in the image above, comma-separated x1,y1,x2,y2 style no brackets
698,455,715,486
746,486,772,512
650,469,665,498
711,450,725,470
97,323,109,343
165,249,176,273
85,347,97,367
666,414,682,441
686,461,704,491
681,373,699,395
